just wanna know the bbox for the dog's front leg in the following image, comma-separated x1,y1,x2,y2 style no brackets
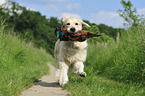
73,62,87,77
59,62,69,86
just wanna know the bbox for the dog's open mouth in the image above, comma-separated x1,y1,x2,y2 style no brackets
69,31,78,34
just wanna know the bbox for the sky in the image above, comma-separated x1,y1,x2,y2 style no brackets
1,0,145,28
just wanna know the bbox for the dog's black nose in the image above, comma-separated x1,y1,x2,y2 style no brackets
70,27,76,32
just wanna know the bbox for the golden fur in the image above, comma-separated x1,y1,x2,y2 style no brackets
54,17,91,86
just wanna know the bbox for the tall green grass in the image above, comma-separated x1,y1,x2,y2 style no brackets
86,27,145,84
0,23,54,96
64,26,145,95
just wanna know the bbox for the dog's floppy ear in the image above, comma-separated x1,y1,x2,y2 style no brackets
62,17,66,22
81,20,91,29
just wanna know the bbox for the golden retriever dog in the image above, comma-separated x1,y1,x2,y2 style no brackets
54,17,91,86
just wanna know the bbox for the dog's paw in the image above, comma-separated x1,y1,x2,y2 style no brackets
60,81,68,86
79,72,87,77
58,80,68,86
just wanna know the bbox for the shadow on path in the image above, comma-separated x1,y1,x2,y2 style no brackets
35,81,60,87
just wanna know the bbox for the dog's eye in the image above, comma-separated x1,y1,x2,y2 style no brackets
66,23,70,25
75,23,78,25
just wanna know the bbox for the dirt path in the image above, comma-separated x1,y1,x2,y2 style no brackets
19,63,70,96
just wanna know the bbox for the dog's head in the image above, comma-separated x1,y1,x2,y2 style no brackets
62,17,91,33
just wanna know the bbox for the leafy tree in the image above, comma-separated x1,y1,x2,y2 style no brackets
82,20,124,41
117,0,144,27
48,17,62,28
98,24,123,39
0,2,10,26
0,1,125,55
15,9,60,55
0,1,61,55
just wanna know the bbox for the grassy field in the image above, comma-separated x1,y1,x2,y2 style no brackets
64,26,145,96
0,20,145,96
0,23,54,96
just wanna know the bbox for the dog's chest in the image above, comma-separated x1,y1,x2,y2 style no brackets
61,41,87,51
60,41,87,62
